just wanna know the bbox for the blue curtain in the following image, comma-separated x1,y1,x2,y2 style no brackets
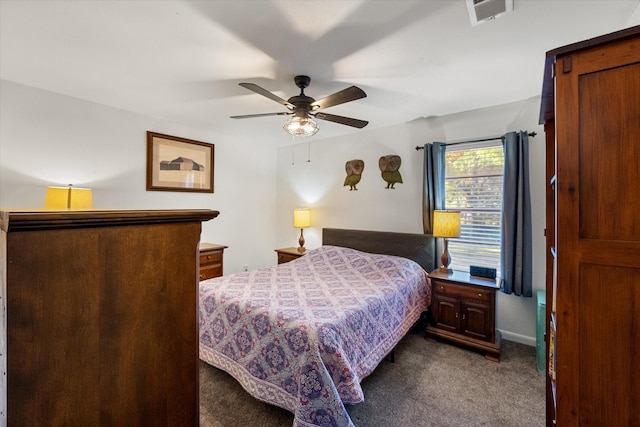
422,142,446,268
501,131,533,297
422,142,446,233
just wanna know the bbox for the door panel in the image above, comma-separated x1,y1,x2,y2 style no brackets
432,294,460,333
461,302,491,341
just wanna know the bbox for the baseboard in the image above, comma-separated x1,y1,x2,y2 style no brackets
498,330,536,347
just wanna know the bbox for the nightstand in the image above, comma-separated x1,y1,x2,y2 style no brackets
426,269,501,362
275,247,307,264
199,243,228,281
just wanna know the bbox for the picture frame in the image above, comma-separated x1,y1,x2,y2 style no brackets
146,131,214,193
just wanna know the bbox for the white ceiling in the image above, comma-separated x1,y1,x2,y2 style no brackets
1,0,638,145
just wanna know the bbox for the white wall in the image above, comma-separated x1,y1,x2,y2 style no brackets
0,80,278,274
1,79,546,344
276,96,545,345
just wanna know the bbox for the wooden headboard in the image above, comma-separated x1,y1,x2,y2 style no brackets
322,228,436,273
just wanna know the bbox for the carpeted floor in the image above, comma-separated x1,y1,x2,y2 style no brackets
199,328,545,427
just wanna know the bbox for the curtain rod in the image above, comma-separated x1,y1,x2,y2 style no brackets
414,131,536,151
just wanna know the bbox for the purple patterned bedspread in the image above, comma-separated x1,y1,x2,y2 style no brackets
199,245,430,427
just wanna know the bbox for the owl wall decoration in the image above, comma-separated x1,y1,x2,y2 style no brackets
344,159,365,190
379,155,403,189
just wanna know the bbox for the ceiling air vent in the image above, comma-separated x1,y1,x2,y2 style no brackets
466,0,513,26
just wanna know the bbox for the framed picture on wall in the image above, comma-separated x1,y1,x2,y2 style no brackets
146,131,214,193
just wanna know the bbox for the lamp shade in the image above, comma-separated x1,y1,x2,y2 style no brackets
44,185,93,210
293,208,311,228
433,210,461,238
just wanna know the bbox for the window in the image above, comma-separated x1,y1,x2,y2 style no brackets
444,142,503,274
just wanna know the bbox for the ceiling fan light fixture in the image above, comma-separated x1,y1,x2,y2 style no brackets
283,115,319,137
234,75,367,134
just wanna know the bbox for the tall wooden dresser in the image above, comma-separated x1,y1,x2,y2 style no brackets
0,209,219,426
540,27,640,426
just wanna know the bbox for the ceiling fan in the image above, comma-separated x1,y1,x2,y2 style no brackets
230,75,368,137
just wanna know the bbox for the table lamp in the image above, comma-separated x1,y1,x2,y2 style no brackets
44,184,93,210
293,208,311,253
433,210,460,273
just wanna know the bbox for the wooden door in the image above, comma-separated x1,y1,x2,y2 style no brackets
460,301,492,342
431,294,460,333
554,35,640,426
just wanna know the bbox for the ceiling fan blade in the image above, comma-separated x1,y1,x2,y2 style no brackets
311,86,367,110
239,83,295,109
313,112,369,129
230,112,291,119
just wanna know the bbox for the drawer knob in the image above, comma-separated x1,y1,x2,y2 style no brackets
200,274,205,280
207,255,213,259
440,286,444,291
478,293,483,297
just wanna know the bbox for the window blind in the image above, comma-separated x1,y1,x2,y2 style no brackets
444,144,503,274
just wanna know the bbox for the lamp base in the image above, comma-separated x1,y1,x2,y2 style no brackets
439,238,453,274
297,228,306,253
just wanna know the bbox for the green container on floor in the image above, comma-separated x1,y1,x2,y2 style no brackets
536,290,546,373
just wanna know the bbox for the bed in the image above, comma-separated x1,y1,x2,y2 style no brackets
199,228,435,427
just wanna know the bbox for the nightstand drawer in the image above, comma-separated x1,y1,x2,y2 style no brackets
200,250,222,266
278,252,300,264
200,265,223,281
433,281,493,303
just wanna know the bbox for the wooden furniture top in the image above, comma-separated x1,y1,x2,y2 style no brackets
275,246,308,256
199,242,228,251
539,25,640,124
0,209,220,232
428,269,501,290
